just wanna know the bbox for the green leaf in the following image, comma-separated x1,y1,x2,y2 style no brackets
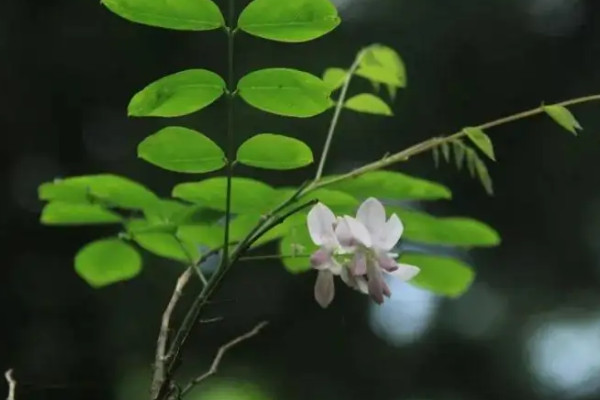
401,253,474,297
344,93,392,116
322,68,346,91
75,239,142,288
465,148,477,177
474,157,494,195
543,104,583,135
176,224,224,249
463,127,495,161
41,202,122,225
231,214,296,248
327,171,451,201
452,141,465,170
279,224,316,273
127,218,176,235
143,199,190,223
432,146,440,168
356,44,406,88
38,174,159,210
238,0,340,43
138,126,226,173
237,68,332,118
390,207,500,247
274,187,359,215
128,69,226,117
133,233,199,263
101,0,224,31
237,134,314,170
441,142,451,162
173,177,277,213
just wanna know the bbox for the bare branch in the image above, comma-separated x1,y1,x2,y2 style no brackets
151,267,194,400
180,321,269,397
5,369,16,400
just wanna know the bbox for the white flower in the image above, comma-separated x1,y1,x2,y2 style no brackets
306,203,343,308
344,197,421,304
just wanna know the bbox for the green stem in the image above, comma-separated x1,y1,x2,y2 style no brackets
223,2,236,272
312,93,600,190
313,50,366,182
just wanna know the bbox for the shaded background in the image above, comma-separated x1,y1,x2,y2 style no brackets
3,0,600,399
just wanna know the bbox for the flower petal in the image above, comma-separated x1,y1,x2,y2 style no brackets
350,252,367,276
386,263,420,281
367,264,385,304
310,248,331,269
341,268,369,294
307,203,338,247
341,216,372,248
314,270,335,308
356,197,387,236
334,216,354,248
378,213,404,251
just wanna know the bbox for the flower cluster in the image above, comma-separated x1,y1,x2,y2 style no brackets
307,197,420,308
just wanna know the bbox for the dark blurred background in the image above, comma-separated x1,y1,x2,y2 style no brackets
3,0,600,399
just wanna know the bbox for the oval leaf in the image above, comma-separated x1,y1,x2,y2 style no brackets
323,68,346,91
41,202,122,225
75,239,142,288
463,127,495,161
173,177,277,213
326,171,452,201
237,134,313,170
176,224,224,249
356,45,406,88
38,174,159,210
279,225,316,274
390,207,500,247
238,0,340,43
138,126,226,173
134,233,199,263
237,68,332,118
401,253,474,297
128,69,226,117
101,0,224,31
543,104,583,135
344,93,392,116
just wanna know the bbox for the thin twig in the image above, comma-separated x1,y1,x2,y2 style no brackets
5,369,16,400
151,267,194,400
312,93,600,190
180,321,269,397
314,49,366,181
239,253,310,261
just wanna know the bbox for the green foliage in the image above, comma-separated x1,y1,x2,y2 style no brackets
238,0,340,43
237,68,332,118
356,45,406,92
138,126,226,173
133,233,200,263
75,239,142,288
279,224,315,273
39,174,159,210
464,127,495,161
236,134,314,170
390,207,500,247
543,104,583,135
40,202,122,225
101,0,224,31
400,253,474,297
128,69,226,117
322,68,346,91
344,93,392,116
327,170,452,201
173,177,277,213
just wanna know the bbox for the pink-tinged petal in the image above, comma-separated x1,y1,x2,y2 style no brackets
334,216,355,248
310,248,331,269
341,216,372,248
314,270,335,308
341,268,369,294
377,254,399,272
356,197,387,235
367,264,385,304
350,252,367,276
386,263,420,281
377,213,404,251
307,203,337,247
